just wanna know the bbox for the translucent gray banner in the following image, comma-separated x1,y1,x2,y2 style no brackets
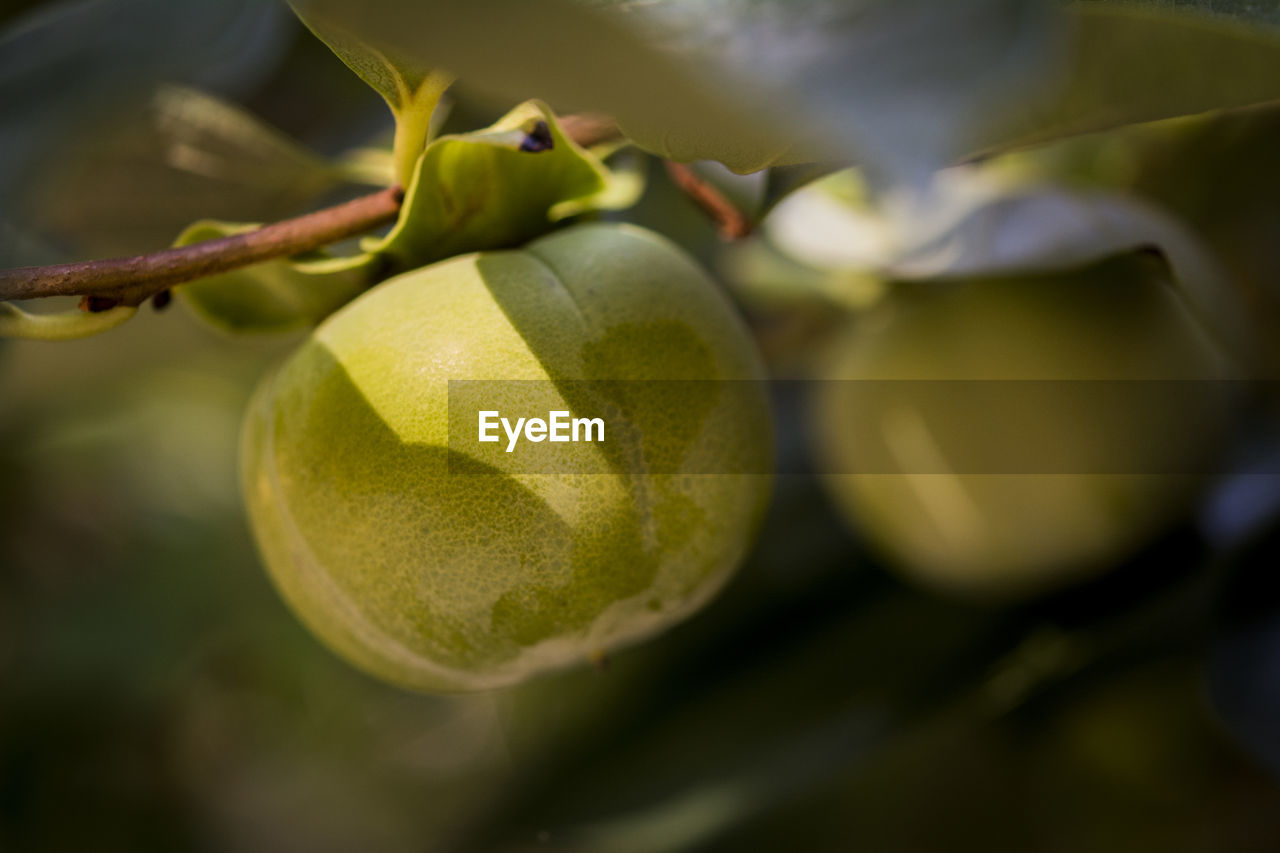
445,380,1256,475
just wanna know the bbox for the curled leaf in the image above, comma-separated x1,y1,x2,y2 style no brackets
174,221,380,334
171,101,634,335
366,100,613,270
0,302,137,341
551,151,647,220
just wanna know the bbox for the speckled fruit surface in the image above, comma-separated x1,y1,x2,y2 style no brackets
242,223,773,691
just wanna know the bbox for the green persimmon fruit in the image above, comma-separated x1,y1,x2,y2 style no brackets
813,254,1235,598
242,223,772,691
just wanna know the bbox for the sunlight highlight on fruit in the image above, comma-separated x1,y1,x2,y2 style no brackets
241,223,773,691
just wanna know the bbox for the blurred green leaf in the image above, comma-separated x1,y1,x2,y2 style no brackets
994,98,1280,370
719,237,885,311
20,85,350,260
979,5,1280,153
761,162,845,218
761,117,1261,363
607,0,1060,182
292,0,1280,185
335,146,399,186
289,0,828,174
0,0,290,226
145,85,340,189
174,221,379,335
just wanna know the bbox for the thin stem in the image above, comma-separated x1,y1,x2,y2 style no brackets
0,187,404,307
664,161,754,240
0,115,650,310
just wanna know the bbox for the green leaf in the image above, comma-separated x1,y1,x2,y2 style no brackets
1080,0,1280,29
288,3,432,106
16,85,349,260
0,302,137,341
550,151,648,220
288,0,816,174
173,221,380,335
289,1,453,186
990,98,1280,370
761,99,1275,365
602,0,1061,182
293,0,1280,184
334,146,398,187
977,4,1280,153
762,163,846,219
766,165,1248,342
720,237,886,311
0,0,289,216
366,100,612,270
169,101,627,335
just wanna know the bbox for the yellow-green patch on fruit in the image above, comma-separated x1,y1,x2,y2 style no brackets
242,223,772,691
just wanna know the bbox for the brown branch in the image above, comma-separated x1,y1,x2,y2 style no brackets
664,161,753,241
0,114,627,310
0,187,404,308
558,113,622,150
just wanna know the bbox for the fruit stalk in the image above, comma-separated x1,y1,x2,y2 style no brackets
664,161,753,240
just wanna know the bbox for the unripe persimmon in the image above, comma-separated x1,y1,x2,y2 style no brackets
242,223,772,690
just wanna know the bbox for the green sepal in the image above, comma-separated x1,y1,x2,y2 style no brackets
171,101,632,335
173,221,380,335
0,302,137,341
365,100,614,271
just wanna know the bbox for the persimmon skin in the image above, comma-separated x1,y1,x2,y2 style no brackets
242,223,772,691
813,254,1234,598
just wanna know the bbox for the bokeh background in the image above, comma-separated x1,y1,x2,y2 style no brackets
3,1,1280,850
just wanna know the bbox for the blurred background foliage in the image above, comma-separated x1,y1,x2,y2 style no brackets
3,0,1280,851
